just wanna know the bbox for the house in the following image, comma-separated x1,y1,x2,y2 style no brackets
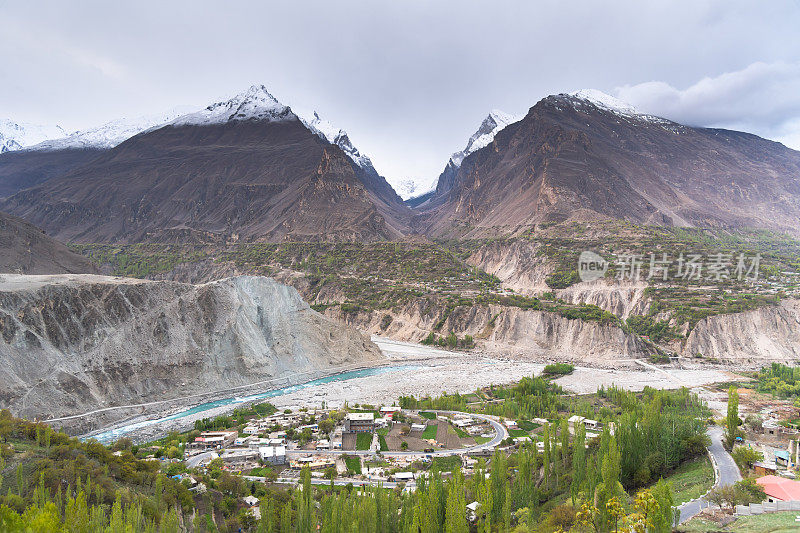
375,417,390,428
316,439,331,450
754,462,778,476
243,425,260,435
246,438,269,450
764,419,782,436
220,448,259,466
568,415,585,428
243,495,261,520
756,475,800,502
344,412,375,433
505,421,519,430
453,418,474,428
380,406,402,418
188,430,238,450
466,502,482,522
584,419,600,430
389,472,414,482
235,435,257,446
258,446,287,465
775,450,792,467
411,423,427,432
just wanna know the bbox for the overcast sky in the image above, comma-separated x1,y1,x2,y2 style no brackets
2,1,800,194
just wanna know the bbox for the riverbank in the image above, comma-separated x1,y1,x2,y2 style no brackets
76,337,739,444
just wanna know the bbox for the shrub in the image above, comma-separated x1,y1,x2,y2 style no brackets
542,363,574,376
731,446,763,471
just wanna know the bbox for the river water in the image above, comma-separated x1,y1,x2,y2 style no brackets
88,365,413,443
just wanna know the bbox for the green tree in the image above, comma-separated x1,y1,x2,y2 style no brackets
725,386,740,449
651,478,675,533
444,470,468,533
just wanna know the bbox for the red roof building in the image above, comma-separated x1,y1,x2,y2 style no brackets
756,475,800,502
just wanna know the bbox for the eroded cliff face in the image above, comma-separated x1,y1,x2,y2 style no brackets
326,299,653,363
683,299,800,363
467,240,552,293
556,281,651,319
0,274,382,421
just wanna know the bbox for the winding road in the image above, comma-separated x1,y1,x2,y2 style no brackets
678,426,741,523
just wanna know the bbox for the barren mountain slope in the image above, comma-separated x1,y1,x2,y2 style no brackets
0,211,97,274
415,93,800,238
0,274,383,422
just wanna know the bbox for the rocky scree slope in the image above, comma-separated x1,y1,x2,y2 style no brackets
0,274,383,423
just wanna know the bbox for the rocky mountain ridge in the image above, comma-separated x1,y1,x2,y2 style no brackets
413,91,800,238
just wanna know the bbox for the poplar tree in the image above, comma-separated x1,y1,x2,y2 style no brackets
572,422,587,504
725,386,739,449
542,423,551,488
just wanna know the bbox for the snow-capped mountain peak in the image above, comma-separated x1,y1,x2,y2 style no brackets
171,84,295,126
0,119,67,153
297,109,374,169
450,109,520,168
568,89,639,115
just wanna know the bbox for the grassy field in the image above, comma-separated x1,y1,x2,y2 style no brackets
665,455,715,505
516,420,540,431
474,436,493,445
356,433,373,450
378,435,388,452
344,455,362,474
421,424,438,440
679,512,800,532
419,411,436,420
508,428,530,438
430,455,461,472
452,425,468,438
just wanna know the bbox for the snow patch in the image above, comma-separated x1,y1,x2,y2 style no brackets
0,120,67,153
296,109,374,170
567,89,672,126
170,85,295,126
449,110,520,168
30,107,198,151
569,89,639,115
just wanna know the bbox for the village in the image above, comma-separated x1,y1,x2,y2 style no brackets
178,404,506,484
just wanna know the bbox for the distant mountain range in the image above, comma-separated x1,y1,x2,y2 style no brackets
0,85,409,243
412,90,800,238
1,86,800,243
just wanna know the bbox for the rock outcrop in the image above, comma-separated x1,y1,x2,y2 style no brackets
0,274,383,421
683,299,800,363
326,298,653,362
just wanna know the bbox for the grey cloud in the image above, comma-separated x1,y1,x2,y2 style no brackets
1,1,799,190
615,62,800,149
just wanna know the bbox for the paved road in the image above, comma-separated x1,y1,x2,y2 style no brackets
284,410,508,459
186,451,218,468
678,426,741,523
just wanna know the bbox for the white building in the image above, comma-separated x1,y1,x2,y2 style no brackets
259,446,287,465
